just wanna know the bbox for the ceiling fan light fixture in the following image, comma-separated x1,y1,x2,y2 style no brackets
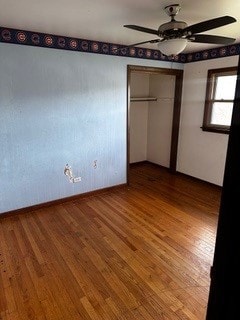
157,38,188,56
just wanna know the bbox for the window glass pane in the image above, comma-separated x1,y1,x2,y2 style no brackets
215,75,237,100
211,102,233,126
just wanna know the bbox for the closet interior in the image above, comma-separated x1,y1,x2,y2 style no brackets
129,71,176,168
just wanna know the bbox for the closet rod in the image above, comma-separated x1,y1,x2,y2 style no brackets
130,97,157,102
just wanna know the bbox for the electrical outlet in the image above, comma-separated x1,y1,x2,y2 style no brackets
73,177,81,183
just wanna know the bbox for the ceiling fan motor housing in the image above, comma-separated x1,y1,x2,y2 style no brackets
158,21,187,38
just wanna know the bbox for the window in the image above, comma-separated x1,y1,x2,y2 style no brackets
202,67,237,134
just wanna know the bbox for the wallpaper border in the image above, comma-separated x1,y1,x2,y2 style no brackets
1,26,239,63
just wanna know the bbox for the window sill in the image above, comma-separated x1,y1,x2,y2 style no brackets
201,126,230,134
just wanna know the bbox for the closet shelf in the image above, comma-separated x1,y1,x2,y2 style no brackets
130,97,157,102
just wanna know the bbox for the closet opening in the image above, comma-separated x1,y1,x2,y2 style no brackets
127,65,184,185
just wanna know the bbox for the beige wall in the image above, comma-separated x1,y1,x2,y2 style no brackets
147,74,175,166
178,55,239,186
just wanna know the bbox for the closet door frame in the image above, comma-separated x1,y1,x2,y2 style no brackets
127,65,184,183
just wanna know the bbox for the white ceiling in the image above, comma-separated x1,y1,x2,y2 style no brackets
1,0,240,54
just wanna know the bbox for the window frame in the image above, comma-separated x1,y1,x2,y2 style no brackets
202,66,237,134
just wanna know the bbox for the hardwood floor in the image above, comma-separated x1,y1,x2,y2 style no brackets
0,163,221,320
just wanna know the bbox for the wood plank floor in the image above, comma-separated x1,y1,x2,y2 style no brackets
0,163,221,320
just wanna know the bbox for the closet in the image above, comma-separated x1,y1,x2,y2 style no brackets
129,70,176,168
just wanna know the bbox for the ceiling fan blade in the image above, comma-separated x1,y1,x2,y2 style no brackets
114,39,160,52
127,39,160,46
124,25,159,35
183,16,236,35
190,34,236,45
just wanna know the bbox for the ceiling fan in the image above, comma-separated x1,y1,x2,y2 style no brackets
123,4,236,56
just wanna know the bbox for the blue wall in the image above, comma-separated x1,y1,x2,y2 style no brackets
0,43,182,213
